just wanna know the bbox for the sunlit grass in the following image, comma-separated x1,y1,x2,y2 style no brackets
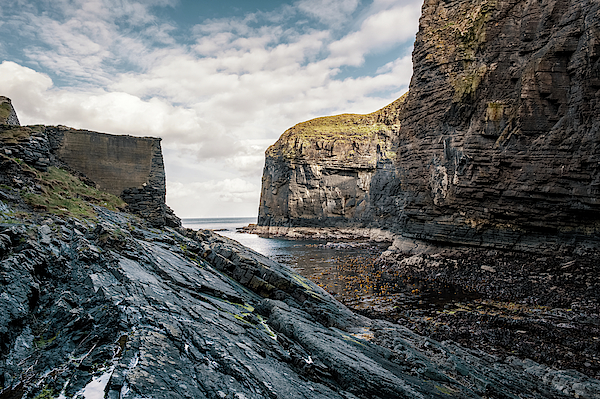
22,165,126,220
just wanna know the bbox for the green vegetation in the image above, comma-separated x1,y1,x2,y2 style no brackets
33,387,55,399
486,102,504,121
434,384,457,395
0,126,31,144
456,0,496,59
34,333,58,349
22,166,126,220
0,102,12,121
267,94,406,160
451,65,488,102
286,114,383,140
97,226,126,246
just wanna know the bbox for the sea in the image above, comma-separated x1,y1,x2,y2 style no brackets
181,217,386,294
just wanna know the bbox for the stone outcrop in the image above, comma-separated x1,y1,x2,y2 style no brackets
259,97,402,228
258,0,600,253
0,101,179,227
1,202,598,398
48,127,180,227
0,97,20,126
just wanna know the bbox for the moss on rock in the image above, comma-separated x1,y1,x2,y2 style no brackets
22,165,126,220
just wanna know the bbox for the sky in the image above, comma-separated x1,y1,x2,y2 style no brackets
0,0,422,218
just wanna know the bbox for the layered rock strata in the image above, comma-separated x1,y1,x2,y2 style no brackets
259,98,402,228
258,0,600,252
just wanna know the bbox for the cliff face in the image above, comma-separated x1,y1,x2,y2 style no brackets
259,0,600,252
0,101,179,227
259,97,403,227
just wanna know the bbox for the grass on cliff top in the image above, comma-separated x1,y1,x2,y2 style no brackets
22,165,126,220
288,114,382,138
267,93,407,157
287,93,407,139
0,125,31,143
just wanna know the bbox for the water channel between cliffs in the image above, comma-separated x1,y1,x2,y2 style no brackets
182,218,600,378
181,217,477,319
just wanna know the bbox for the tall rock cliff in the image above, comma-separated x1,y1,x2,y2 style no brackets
0,99,180,227
259,97,402,228
259,0,600,252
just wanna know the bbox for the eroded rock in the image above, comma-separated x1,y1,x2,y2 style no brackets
257,0,600,253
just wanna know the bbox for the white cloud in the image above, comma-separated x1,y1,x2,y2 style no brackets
297,0,360,26
328,2,421,66
0,0,423,217
167,179,260,218
0,61,54,119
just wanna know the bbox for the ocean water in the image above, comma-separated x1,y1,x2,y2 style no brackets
181,218,385,285
182,217,294,257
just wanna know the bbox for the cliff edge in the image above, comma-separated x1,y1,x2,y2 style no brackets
0,100,180,228
258,0,600,252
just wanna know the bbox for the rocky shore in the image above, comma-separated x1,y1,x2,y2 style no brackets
302,240,600,383
240,224,394,242
1,206,600,399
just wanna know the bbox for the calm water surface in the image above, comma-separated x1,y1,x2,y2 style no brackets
182,217,386,296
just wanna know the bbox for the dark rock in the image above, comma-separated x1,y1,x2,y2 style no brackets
0,205,597,398
257,0,600,253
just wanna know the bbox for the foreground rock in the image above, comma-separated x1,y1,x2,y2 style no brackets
258,0,600,253
1,201,600,398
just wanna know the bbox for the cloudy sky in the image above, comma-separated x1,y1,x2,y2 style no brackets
0,0,422,218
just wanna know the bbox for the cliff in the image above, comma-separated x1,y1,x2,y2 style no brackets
258,0,600,253
0,97,20,126
0,101,179,227
259,96,402,228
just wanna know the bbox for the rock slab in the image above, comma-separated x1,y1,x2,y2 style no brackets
0,206,598,398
